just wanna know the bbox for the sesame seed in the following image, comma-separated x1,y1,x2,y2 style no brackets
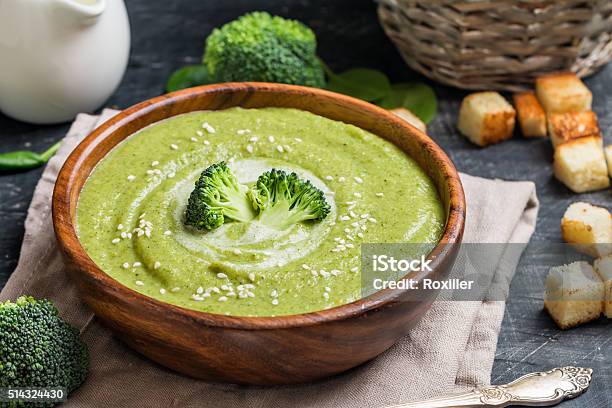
246,144,254,153
127,175,136,181
271,290,278,297
117,224,124,230
276,145,284,153
203,140,210,145
159,288,166,295
237,129,251,135
320,270,330,278
351,222,359,227
202,292,211,298
284,145,292,152
133,262,141,267
294,137,303,142
331,269,341,276
345,243,354,248
357,232,364,238
127,233,133,239
217,272,228,279
349,211,357,218
248,272,256,282
151,161,159,167
368,218,378,223
311,270,318,277
338,177,346,182
268,135,275,143
247,291,255,298
163,230,172,236
170,144,178,150
323,292,329,300
354,192,362,198
351,267,359,273
325,175,334,181
302,264,310,270
135,280,144,286
272,299,279,305
233,248,242,255
146,170,154,175
202,122,216,133
122,262,130,269
375,192,384,197
171,287,181,292
361,225,367,231
221,284,230,291
112,238,121,244
324,286,331,292
218,296,228,302
344,228,351,234
191,294,203,301
249,136,259,142
354,176,363,183
168,172,176,178
196,130,204,137
153,261,161,270
191,137,198,142
196,287,204,294
340,216,350,221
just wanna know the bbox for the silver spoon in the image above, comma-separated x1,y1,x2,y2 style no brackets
386,366,593,408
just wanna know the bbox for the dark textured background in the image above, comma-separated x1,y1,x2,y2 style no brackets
0,0,610,405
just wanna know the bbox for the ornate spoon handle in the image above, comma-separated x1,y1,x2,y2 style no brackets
386,366,593,408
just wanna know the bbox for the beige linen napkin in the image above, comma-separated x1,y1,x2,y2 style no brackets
0,110,539,407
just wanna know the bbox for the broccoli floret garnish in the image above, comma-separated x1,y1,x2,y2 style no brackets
203,12,325,87
251,169,330,230
0,296,89,403
185,161,256,231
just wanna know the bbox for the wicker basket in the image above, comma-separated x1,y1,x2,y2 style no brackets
378,0,612,91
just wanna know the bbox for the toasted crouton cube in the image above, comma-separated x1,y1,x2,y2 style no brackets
547,111,600,148
391,108,426,133
536,72,592,113
554,135,610,193
561,202,612,258
605,145,612,178
544,261,604,329
457,92,516,146
594,255,612,318
513,91,547,137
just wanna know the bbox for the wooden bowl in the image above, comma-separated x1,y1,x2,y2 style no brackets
52,83,465,385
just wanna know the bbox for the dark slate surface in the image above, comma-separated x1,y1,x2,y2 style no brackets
0,0,609,405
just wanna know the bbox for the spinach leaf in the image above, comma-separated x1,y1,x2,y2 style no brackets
325,68,391,102
378,82,437,123
166,65,213,92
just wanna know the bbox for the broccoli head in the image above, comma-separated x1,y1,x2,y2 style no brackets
251,169,330,230
203,12,325,87
185,161,256,231
0,296,88,403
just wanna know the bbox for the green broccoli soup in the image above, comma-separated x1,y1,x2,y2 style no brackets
77,107,445,316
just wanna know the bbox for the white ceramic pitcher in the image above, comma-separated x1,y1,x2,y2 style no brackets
0,0,130,124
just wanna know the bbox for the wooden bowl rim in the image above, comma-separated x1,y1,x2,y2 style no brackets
52,82,465,330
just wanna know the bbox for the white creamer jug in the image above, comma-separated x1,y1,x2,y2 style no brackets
0,0,130,124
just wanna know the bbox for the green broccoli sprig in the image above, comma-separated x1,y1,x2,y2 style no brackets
0,296,89,405
251,168,330,230
203,11,325,87
185,161,256,230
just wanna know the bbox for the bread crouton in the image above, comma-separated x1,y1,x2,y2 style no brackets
544,261,604,329
536,72,592,113
547,111,600,148
594,255,612,318
513,91,547,137
553,135,610,193
458,92,516,146
391,108,426,133
605,145,612,178
561,202,612,258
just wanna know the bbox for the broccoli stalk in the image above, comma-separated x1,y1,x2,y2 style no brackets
185,162,256,231
0,296,89,403
251,169,330,230
203,12,325,87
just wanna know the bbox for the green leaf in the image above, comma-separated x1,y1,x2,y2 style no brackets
378,82,437,123
325,68,391,102
166,65,213,93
